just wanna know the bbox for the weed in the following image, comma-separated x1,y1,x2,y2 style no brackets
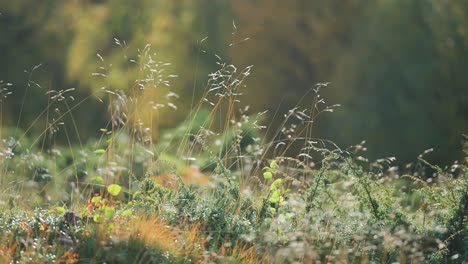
0,40,466,263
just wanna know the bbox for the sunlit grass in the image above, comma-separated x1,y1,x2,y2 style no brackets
0,40,466,263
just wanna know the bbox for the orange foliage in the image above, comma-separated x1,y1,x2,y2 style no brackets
109,215,205,260
151,165,210,189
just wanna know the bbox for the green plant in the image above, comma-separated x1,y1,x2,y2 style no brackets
0,37,466,264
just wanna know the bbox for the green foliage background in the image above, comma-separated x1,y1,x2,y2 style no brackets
0,0,466,164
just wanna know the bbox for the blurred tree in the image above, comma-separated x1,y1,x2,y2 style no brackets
0,0,466,164
65,0,233,131
331,0,468,164
0,0,107,147
230,0,367,110
1,0,234,142
0,0,69,127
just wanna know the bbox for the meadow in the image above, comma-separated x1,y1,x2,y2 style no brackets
0,45,466,263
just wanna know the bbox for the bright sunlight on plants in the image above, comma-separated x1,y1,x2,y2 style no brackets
0,35,466,264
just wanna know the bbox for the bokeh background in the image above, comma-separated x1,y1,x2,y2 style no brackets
0,0,467,165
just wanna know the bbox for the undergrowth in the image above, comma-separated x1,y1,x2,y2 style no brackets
0,40,466,263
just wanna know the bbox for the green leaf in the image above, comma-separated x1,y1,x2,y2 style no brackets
145,196,156,202
107,184,122,196
270,179,282,190
104,206,115,218
93,214,102,222
132,191,141,199
91,196,102,203
270,160,277,170
269,189,281,203
100,128,107,132
91,176,103,183
263,171,273,180
121,210,132,217
56,206,66,214
94,149,106,155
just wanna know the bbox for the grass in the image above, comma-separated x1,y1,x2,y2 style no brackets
0,40,466,263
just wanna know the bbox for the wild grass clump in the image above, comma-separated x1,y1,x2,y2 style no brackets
0,40,466,263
